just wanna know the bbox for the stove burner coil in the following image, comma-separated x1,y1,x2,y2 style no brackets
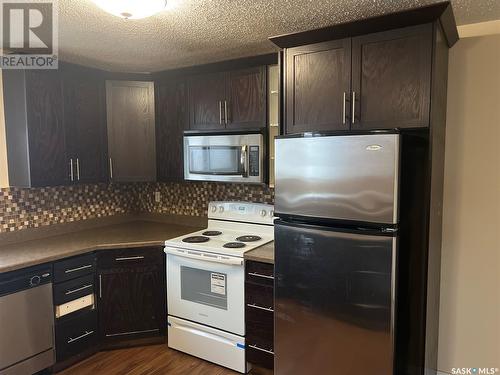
223,242,246,249
202,231,223,236
182,236,210,243
235,235,262,242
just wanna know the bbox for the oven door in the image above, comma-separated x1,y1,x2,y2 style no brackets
166,248,245,335
183,134,263,183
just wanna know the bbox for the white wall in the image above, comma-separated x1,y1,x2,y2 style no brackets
438,33,500,373
0,70,8,187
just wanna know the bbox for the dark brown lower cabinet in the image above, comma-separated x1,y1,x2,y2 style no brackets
245,260,275,370
97,247,166,348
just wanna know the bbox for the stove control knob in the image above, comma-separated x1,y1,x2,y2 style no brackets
210,205,217,213
219,206,224,213
270,210,274,217
260,210,267,217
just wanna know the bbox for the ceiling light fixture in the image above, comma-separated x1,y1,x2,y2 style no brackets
90,0,168,19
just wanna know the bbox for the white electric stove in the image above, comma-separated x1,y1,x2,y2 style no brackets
164,201,274,373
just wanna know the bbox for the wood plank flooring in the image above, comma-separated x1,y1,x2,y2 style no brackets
58,344,272,375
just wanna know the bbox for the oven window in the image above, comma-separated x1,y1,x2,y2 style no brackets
189,146,241,175
180,266,228,310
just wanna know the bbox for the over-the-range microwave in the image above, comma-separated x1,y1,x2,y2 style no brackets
183,132,264,183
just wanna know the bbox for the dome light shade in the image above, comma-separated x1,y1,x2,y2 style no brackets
90,0,168,19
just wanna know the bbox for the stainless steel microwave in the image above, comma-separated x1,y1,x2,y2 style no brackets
183,133,264,183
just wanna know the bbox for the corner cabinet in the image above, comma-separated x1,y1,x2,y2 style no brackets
282,24,434,133
188,66,266,131
97,247,166,348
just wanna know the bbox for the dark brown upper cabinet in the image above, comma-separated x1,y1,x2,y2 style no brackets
106,80,156,182
188,72,226,130
156,78,187,182
285,39,351,133
351,24,432,130
188,67,266,130
63,73,108,184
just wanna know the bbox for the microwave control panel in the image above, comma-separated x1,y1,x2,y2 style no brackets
249,146,260,176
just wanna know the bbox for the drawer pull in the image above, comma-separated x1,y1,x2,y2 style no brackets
65,284,93,295
249,344,274,355
247,303,274,312
248,272,274,280
65,264,92,274
68,330,94,344
105,328,159,337
115,256,145,261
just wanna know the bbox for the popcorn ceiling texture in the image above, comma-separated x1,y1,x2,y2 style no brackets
0,182,274,234
59,0,500,72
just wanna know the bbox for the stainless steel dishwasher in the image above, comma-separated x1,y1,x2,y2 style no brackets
0,264,55,375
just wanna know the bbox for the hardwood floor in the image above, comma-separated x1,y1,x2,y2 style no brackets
58,344,272,375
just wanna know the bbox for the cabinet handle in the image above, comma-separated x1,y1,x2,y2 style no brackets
248,272,274,280
64,264,92,274
247,303,274,312
69,159,74,182
68,330,94,344
219,101,222,125
351,91,356,124
65,284,92,295
249,344,274,355
115,256,145,261
224,100,228,125
76,158,80,181
99,274,102,299
342,92,347,125
109,157,113,179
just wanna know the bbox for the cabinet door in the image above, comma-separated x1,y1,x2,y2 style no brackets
226,67,266,129
64,75,108,183
351,24,432,129
106,81,156,182
188,72,226,130
156,78,187,182
285,39,351,134
25,70,68,186
98,264,165,344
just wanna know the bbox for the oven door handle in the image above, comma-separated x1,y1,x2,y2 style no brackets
164,247,244,266
240,145,248,178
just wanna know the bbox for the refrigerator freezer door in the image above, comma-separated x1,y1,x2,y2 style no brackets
274,221,395,375
275,134,400,224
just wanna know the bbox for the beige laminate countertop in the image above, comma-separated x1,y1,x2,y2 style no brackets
244,241,274,264
0,220,202,273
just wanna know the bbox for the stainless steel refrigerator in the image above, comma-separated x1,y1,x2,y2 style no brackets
274,133,402,375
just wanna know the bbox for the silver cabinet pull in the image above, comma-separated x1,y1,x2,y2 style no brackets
109,157,113,179
115,256,145,261
247,303,274,312
65,264,92,274
248,272,274,280
224,100,228,125
99,274,102,299
69,159,74,181
342,92,347,125
351,91,356,124
68,330,94,344
65,284,92,295
76,158,80,181
219,101,222,124
249,344,274,355
105,328,159,337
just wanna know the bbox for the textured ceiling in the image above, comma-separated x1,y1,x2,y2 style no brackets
58,0,500,72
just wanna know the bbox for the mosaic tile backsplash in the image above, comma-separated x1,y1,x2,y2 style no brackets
0,182,274,233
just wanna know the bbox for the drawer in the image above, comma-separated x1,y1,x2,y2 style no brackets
54,253,96,283
245,305,274,349
246,260,274,287
54,274,95,306
246,282,273,309
97,247,163,269
55,310,97,362
246,344,274,370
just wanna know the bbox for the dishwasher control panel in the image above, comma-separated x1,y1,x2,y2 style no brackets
0,264,52,296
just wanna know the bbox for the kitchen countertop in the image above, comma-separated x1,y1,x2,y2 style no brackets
0,220,202,273
244,241,274,264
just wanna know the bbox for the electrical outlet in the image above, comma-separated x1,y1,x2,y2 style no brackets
154,191,161,203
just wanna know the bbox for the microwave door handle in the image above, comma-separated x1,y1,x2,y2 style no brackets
240,145,248,178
